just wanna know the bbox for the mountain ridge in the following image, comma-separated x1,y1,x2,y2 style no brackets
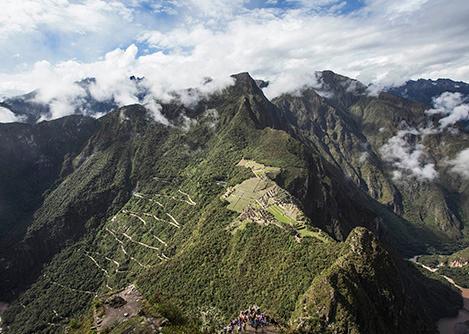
0,71,467,334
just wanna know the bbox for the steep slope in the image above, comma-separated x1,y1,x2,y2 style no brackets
0,106,172,299
0,72,465,334
0,116,99,238
272,86,400,213
350,91,468,238
271,71,469,241
292,228,461,334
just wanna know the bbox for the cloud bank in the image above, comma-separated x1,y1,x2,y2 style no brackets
426,92,469,129
380,91,469,181
0,0,468,115
0,106,26,123
380,128,438,181
447,148,469,179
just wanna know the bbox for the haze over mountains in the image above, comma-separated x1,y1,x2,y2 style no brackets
0,69,468,333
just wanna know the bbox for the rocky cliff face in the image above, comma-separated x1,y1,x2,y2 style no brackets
273,87,400,214
272,71,469,241
0,115,99,252
0,72,467,334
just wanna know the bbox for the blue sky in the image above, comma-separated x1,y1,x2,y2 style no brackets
0,0,368,72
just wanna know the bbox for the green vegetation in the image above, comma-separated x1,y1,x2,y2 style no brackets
237,158,281,179
223,156,331,243
267,204,297,225
439,267,469,288
292,228,461,334
418,248,469,288
1,73,466,334
419,254,443,268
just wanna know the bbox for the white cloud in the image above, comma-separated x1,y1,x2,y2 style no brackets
379,91,469,182
363,0,430,18
426,92,469,129
0,0,469,121
184,0,247,17
0,0,132,38
87,45,140,106
446,148,469,179
0,106,25,123
142,97,169,125
0,0,137,71
380,128,438,181
0,42,235,122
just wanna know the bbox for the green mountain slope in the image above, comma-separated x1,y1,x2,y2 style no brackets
292,228,461,334
272,71,469,242
0,72,466,334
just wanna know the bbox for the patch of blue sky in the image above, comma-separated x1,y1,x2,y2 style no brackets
245,0,365,14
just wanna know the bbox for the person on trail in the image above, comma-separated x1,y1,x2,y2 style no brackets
237,316,243,333
238,312,247,332
252,316,259,332
242,312,248,331
221,306,273,334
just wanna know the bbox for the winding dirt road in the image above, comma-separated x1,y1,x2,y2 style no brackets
410,256,469,334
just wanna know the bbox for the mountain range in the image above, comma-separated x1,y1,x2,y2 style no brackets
0,71,468,334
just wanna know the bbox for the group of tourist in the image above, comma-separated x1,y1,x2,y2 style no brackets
222,305,270,333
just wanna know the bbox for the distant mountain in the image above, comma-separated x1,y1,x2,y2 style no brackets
0,71,467,334
0,77,147,124
387,78,469,106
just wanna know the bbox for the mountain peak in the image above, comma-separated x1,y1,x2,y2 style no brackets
346,227,380,257
387,78,469,105
316,70,366,94
228,72,269,99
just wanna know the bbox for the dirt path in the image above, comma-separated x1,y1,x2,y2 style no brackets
105,255,120,267
153,235,168,247
177,189,197,206
166,213,181,227
132,189,197,207
126,210,181,230
410,256,469,334
122,210,147,226
85,253,113,290
144,212,180,228
49,280,96,296
121,232,160,251
105,228,151,268
106,227,125,246
85,253,110,277
134,192,165,207
153,193,196,206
